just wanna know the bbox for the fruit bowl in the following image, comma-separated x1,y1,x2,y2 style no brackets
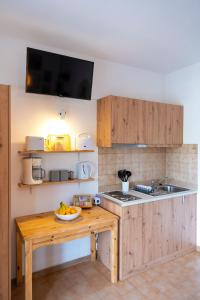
55,206,81,221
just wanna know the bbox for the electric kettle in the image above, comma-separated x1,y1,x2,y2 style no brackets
76,161,95,179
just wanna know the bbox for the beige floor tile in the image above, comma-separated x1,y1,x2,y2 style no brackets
12,252,200,300
122,289,149,300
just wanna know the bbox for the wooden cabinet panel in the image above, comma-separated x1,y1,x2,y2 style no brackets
100,197,122,217
127,99,146,144
166,104,183,145
112,97,146,144
120,216,143,278
99,194,196,280
97,95,183,147
152,197,183,259
145,102,167,145
181,194,196,249
111,97,128,144
145,101,159,145
98,198,121,270
170,196,183,252
0,84,10,299
122,203,142,219
97,97,112,147
120,198,184,278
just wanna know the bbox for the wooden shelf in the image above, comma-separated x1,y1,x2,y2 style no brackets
18,178,95,188
18,149,95,155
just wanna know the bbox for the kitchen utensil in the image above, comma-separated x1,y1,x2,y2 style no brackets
25,136,44,151
118,170,125,181
47,134,71,151
23,157,45,185
60,170,69,181
76,161,95,179
76,133,94,150
55,206,81,221
68,170,74,180
122,181,129,194
55,136,65,151
118,169,132,182
49,170,60,182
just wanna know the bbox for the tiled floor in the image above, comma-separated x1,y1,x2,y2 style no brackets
12,252,200,300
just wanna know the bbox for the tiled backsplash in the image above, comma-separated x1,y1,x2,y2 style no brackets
166,144,198,186
98,146,166,192
98,144,198,192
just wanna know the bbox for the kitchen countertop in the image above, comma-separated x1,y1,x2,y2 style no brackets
100,180,198,207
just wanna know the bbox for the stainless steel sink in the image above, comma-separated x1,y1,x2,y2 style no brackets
133,183,190,196
150,184,189,196
160,185,189,193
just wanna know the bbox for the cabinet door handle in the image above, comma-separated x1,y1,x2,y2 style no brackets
182,196,185,204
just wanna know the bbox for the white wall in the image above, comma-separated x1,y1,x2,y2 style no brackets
164,64,200,247
0,36,164,278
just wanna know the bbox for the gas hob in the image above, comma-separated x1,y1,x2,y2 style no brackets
104,191,141,202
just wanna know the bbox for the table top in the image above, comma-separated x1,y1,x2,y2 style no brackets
16,206,118,241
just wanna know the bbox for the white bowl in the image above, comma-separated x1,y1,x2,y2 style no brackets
55,206,82,221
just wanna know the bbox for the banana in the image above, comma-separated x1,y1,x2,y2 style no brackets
56,202,77,215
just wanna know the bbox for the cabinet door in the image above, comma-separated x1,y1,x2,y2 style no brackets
181,194,196,249
145,101,167,145
120,205,143,279
166,104,183,145
0,85,10,300
142,198,183,263
111,97,128,143
97,97,112,147
120,197,185,279
112,98,146,144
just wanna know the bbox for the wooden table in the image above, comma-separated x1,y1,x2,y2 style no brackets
16,206,119,300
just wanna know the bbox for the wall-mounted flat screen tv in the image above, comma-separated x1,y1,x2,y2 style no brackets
26,48,94,100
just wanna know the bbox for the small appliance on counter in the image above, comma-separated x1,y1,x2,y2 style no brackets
49,170,74,182
76,133,94,150
73,194,93,208
49,170,60,182
25,136,44,151
76,161,95,179
47,134,71,151
22,157,45,185
93,195,101,206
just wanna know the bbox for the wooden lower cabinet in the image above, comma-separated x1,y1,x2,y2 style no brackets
99,194,196,280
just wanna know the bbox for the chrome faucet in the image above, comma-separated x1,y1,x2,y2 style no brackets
151,176,168,191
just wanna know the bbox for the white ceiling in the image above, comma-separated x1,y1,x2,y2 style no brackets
0,0,200,73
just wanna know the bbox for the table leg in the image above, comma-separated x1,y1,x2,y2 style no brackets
16,231,23,286
25,240,32,300
90,232,96,262
110,221,118,283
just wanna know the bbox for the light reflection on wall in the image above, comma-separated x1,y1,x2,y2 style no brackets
43,118,76,149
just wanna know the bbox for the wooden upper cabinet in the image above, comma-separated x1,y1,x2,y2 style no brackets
145,101,167,145
97,95,183,147
97,96,113,147
166,104,183,145
112,98,146,144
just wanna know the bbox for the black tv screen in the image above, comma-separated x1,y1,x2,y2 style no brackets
26,48,94,100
